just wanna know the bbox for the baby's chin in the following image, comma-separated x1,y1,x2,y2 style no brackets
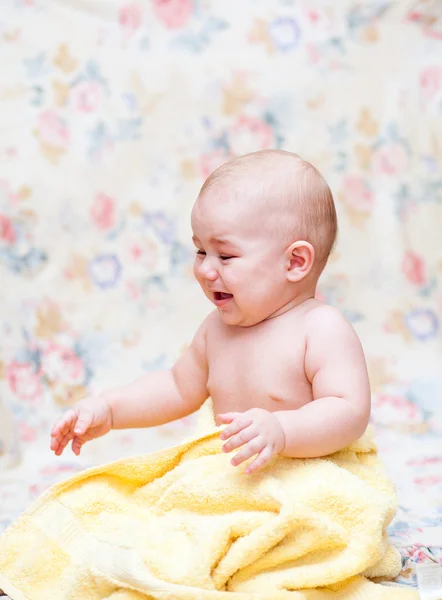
217,308,261,328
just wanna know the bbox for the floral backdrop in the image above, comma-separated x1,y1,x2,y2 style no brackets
0,0,442,592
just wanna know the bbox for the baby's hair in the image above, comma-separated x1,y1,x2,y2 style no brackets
199,149,337,272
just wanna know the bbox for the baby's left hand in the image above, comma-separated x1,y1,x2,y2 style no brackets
217,408,286,474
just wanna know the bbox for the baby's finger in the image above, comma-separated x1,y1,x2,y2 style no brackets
52,432,69,455
231,436,266,467
51,409,77,437
216,412,239,426
73,412,93,435
54,430,75,456
222,424,257,453
219,416,252,441
71,430,95,455
245,446,274,474
71,437,83,456
50,436,61,451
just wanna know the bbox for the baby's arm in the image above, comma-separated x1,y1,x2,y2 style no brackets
50,318,209,455
276,305,371,457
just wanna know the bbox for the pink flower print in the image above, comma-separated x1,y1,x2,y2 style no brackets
19,421,37,443
404,547,435,563
372,394,423,428
408,10,423,22
41,343,85,386
71,81,104,113
125,237,159,274
0,214,16,244
374,143,408,176
5,147,18,158
408,456,442,467
414,475,442,491
229,116,274,156
199,150,229,179
424,27,442,42
341,174,373,212
402,251,426,286
40,464,82,478
7,361,42,401
119,3,142,36
90,192,116,230
306,43,321,64
130,243,143,260
153,0,192,29
420,66,442,102
36,110,70,148
126,280,141,300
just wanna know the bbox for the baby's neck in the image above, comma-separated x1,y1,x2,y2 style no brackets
266,288,318,321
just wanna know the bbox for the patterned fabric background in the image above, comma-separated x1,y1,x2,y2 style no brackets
0,0,441,591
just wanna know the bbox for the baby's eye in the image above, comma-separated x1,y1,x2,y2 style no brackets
220,255,234,261
196,250,206,256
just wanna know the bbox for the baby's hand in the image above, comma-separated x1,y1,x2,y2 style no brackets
217,408,285,474
50,396,113,456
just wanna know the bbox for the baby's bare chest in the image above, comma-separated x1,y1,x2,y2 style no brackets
206,318,313,414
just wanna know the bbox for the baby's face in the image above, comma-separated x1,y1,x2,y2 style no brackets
191,193,288,327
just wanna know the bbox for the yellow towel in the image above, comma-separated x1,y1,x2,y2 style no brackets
0,419,418,599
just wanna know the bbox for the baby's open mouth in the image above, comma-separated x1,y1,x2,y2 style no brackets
214,292,233,304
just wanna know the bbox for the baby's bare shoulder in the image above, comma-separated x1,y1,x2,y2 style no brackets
304,303,365,359
305,302,355,335
304,303,365,374
190,311,221,355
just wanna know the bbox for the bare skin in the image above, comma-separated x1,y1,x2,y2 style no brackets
51,151,371,474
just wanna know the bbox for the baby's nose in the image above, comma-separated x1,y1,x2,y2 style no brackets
198,258,218,281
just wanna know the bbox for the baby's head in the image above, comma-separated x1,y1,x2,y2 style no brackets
191,149,337,327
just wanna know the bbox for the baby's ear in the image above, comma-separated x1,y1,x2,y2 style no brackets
286,241,315,282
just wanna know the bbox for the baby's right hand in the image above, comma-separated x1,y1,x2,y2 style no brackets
50,396,113,456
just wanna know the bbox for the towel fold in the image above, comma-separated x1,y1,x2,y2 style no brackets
0,421,418,599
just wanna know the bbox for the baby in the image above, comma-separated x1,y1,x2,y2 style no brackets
51,150,370,474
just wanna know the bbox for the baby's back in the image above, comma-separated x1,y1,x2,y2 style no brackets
206,299,322,415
